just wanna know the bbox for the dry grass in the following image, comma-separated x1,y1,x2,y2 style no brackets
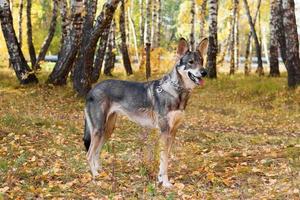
0,65,300,199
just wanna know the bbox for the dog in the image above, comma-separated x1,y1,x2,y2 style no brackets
83,37,208,188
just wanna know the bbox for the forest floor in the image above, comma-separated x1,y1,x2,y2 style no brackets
0,66,300,199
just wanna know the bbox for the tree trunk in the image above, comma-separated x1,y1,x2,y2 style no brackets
242,0,263,76
104,20,116,76
34,0,58,69
26,0,37,69
190,0,195,51
151,0,157,47
139,0,144,46
217,32,230,65
269,0,279,77
18,0,23,47
59,0,68,54
269,0,280,77
73,0,120,96
128,8,139,64
229,0,237,75
145,0,151,79
47,0,84,85
73,0,98,94
281,0,300,87
199,0,207,39
244,0,261,75
92,25,111,82
274,0,287,64
234,1,240,70
0,0,38,84
119,0,133,76
156,0,161,47
207,0,218,78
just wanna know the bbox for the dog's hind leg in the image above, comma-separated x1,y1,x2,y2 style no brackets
86,97,110,178
87,132,103,177
93,112,117,172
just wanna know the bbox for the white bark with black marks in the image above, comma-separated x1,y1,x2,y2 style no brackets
282,0,300,87
242,0,264,75
190,0,195,51
0,0,38,84
34,0,58,69
207,0,218,78
26,0,37,68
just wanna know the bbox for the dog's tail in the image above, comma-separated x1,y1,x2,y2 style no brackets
83,102,93,151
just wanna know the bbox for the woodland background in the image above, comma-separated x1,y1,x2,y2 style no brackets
0,0,300,199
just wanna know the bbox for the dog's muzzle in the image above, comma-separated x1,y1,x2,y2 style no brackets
188,71,204,85
200,69,207,77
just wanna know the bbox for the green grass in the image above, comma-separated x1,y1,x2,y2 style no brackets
0,66,299,199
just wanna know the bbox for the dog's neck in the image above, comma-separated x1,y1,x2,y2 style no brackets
159,65,191,97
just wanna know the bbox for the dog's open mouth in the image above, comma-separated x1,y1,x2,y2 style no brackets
188,72,204,85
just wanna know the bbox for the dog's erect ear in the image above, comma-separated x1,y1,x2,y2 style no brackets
197,38,208,58
176,38,189,58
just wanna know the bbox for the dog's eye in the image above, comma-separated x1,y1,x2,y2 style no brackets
188,60,194,65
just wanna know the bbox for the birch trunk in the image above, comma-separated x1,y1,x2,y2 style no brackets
243,0,263,76
151,0,157,47
145,0,151,79
119,0,133,76
156,0,161,47
73,0,120,96
190,0,195,51
18,0,23,47
104,20,116,76
34,0,58,69
26,0,37,68
229,0,237,75
73,0,98,94
92,25,111,82
0,0,38,84
282,0,300,87
234,1,240,70
244,0,261,75
199,0,207,39
128,8,139,64
59,0,69,55
47,0,84,85
139,0,144,46
207,0,218,78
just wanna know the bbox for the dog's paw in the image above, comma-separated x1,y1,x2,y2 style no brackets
92,170,99,178
162,181,173,188
157,174,163,183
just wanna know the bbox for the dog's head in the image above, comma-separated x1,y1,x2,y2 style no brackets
175,38,208,89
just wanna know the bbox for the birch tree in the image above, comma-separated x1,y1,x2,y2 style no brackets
72,0,120,96
242,0,263,76
34,0,58,69
119,0,133,75
199,0,207,39
47,0,84,85
207,0,218,78
26,0,37,68
190,0,195,51
269,0,280,77
0,0,38,84
145,0,151,79
281,0,300,87
18,0,23,47
229,0,238,75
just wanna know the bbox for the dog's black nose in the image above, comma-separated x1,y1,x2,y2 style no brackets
200,69,207,77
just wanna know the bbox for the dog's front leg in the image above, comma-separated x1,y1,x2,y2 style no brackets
158,132,173,188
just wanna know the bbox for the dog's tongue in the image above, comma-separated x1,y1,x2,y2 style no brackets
198,79,205,86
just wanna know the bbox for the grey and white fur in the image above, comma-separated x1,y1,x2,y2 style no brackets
83,38,208,188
